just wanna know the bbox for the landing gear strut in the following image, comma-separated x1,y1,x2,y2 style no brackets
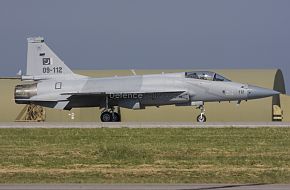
196,105,206,122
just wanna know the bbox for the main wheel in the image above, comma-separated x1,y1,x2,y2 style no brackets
111,112,120,122
101,111,112,122
197,114,206,122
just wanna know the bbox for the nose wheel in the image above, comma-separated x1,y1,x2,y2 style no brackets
197,114,206,122
196,105,206,123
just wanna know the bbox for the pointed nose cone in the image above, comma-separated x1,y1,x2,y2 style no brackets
248,85,280,99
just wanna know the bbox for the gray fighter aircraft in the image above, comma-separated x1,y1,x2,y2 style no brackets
14,37,280,122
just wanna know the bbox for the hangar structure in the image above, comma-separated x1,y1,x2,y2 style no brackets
0,69,289,122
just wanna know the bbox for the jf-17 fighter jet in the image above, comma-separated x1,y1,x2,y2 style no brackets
14,37,280,122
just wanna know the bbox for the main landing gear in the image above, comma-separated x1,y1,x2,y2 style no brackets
100,96,121,122
100,107,121,122
196,105,206,122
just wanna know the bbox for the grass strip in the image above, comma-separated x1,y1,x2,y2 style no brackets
0,127,289,183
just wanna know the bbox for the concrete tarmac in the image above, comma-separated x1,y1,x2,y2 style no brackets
0,122,290,128
0,184,289,190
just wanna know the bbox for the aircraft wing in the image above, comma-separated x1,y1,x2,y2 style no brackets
60,90,186,97
61,92,106,96
16,91,187,102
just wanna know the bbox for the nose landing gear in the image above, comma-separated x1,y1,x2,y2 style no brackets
196,105,206,122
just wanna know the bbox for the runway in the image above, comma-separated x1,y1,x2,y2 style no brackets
0,122,290,128
0,184,290,190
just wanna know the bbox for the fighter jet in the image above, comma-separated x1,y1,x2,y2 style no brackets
14,37,280,122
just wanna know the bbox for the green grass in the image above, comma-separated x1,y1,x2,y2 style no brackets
0,128,290,183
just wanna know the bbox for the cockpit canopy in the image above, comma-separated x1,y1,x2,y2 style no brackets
185,71,231,82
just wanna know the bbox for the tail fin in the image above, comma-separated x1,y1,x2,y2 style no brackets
26,37,74,77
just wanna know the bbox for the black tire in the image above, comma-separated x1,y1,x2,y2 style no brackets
101,111,112,122
111,112,120,122
197,114,206,122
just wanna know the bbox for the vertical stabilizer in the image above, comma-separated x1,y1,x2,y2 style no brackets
26,37,74,77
